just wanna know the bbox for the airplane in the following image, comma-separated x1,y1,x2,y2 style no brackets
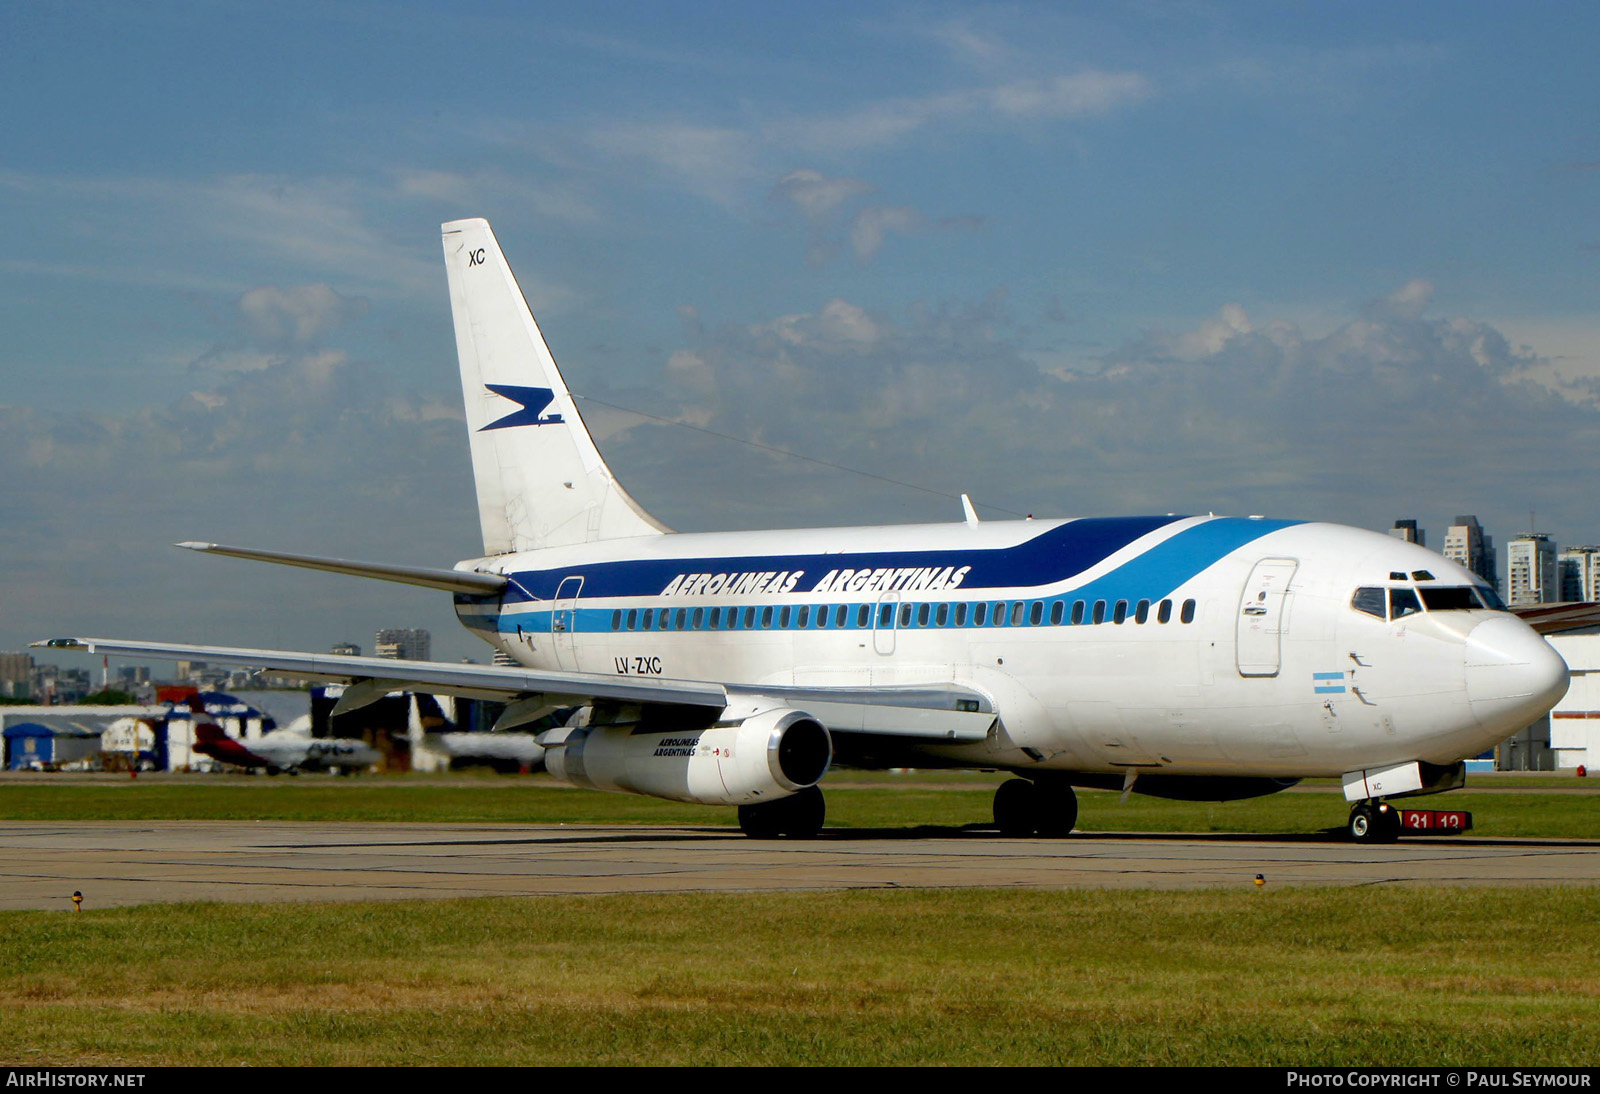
39,217,1570,843
192,719,382,776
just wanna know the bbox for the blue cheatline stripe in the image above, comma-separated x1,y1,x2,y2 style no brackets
495,515,1306,604
1314,685,1347,694
495,515,1188,603
489,515,1300,638
1312,672,1345,680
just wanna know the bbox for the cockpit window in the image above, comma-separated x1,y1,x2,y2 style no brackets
1390,588,1422,619
1419,586,1481,612
1411,570,1435,581
1352,587,1386,619
1475,585,1508,612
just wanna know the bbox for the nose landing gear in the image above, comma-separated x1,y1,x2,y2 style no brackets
1348,800,1402,844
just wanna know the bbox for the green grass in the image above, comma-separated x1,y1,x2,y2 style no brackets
3,888,1598,1066
2,775,1599,838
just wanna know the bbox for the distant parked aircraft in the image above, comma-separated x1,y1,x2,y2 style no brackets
192,722,380,775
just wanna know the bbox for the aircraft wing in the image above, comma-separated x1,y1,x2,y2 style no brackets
34,638,996,742
1510,602,1600,636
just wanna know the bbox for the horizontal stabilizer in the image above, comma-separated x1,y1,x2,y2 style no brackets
175,542,506,596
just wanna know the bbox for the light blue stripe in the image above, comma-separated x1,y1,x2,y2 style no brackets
1314,685,1346,694
1312,672,1345,680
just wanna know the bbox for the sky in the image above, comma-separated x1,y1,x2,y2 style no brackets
4,1,1600,669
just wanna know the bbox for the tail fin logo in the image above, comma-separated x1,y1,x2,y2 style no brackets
481,385,566,431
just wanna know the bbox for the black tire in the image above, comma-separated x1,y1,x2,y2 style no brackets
738,801,782,839
994,779,1039,837
1035,784,1079,838
739,788,826,839
778,786,826,838
1375,802,1403,842
1348,804,1382,843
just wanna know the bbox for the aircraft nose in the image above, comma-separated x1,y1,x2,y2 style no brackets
1464,616,1569,734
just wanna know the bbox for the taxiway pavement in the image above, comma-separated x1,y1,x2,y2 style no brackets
2,822,1596,910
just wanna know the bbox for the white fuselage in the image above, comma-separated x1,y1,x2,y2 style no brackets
452,514,1568,780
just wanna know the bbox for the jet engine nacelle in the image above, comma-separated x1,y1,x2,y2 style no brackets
543,704,832,806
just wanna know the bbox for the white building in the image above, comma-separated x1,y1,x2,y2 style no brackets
1443,515,1498,591
1558,546,1600,603
375,628,431,661
1548,633,1600,770
1507,533,1558,607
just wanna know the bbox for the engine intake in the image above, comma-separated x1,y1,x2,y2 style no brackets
544,705,832,806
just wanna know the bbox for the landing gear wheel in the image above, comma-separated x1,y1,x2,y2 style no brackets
1349,802,1402,844
779,786,826,838
1035,785,1079,838
994,779,1039,837
738,787,826,839
1375,802,1402,842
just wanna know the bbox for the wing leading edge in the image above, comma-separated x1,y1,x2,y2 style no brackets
34,637,996,742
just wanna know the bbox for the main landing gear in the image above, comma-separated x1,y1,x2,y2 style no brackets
1347,800,1402,844
993,778,1078,837
738,786,826,839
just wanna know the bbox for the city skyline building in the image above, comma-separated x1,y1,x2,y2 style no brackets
1389,519,1425,547
1507,533,1559,607
1559,546,1600,603
375,628,430,662
1443,515,1499,592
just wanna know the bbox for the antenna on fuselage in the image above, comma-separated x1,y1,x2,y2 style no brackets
961,494,979,526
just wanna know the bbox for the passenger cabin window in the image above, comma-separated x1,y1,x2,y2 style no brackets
1071,601,1086,625
1135,600,1150,624
1050,601,1064,626
1390,588,1422,619
974,602,988,626
797,606,809,628
1351,587,1386,619
1011,601,1025,626
1157,599,1172,624
1180,599,1197,624
1092,600,1107,624
955,603,968,626
1113,600,1128,624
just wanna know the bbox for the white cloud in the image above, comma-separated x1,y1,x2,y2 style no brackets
594,285,1600,549
776,70,1151,153
239,283,368,345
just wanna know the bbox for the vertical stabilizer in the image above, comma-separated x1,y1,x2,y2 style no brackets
442,218,667,554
